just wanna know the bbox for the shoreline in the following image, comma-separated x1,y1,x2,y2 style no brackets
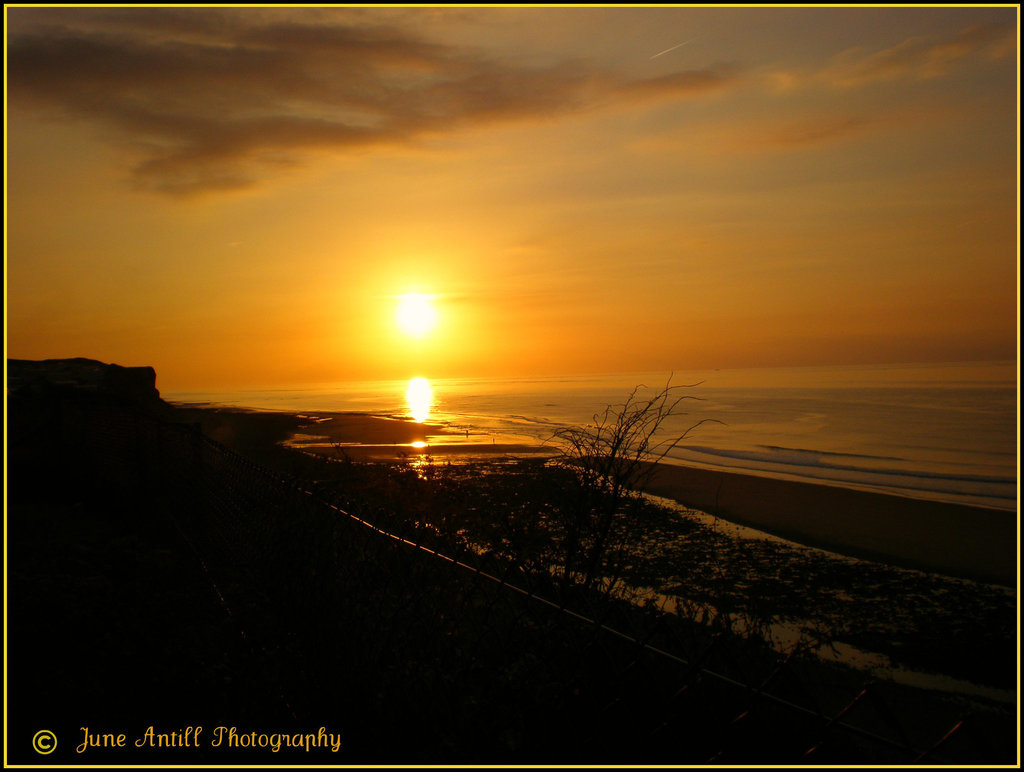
640,462,1016,587
171,404,1017,587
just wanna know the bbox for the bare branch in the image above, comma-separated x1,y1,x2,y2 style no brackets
546,376,719,594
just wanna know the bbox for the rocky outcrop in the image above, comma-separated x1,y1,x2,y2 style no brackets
7,357,162,404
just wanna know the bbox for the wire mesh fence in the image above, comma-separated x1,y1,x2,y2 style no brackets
40,394,1017,764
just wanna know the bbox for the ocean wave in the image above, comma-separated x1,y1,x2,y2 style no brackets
756,444,903,462
674,445,1016,486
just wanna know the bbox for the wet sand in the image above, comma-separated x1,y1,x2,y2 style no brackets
285,411,555,461
172,405,1017,587
642,463,1016,587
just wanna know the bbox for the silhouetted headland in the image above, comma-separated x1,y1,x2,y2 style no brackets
8,356,163,405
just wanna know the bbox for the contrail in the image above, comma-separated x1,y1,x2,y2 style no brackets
650,39,693,59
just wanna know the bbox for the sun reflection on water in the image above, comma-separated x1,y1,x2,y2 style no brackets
406,377,433,423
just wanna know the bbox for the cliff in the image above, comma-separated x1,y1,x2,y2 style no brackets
7,357,162,405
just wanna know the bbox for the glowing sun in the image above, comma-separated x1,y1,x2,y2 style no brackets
396,293,438,338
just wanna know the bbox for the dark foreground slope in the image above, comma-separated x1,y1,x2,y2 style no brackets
5,361,1016,764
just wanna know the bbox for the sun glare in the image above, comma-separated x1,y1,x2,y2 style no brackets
406,377,433,423
396,293,438,338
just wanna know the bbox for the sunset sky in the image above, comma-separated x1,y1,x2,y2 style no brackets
5,6,1018,390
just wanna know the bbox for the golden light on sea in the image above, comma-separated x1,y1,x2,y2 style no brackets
406,377,433,423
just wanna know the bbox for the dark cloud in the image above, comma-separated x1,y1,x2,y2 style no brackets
7,10,738,196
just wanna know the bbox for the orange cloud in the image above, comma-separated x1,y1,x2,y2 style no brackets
761,21,1016,94
824,22,1016,88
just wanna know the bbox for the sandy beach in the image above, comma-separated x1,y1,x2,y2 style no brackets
174,405,1016,587
642,463,1016,587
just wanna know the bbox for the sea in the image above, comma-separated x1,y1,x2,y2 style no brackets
165,361,1018,513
